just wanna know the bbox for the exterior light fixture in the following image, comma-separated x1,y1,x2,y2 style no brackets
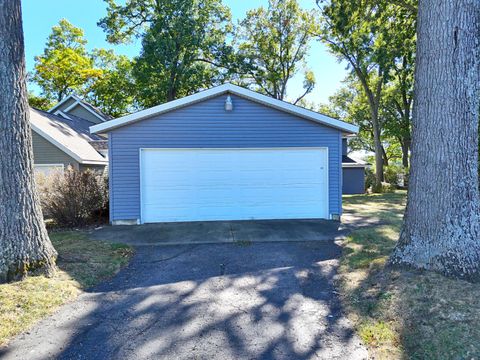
225,95,233,111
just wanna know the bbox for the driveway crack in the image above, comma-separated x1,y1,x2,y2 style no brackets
142,245,199,264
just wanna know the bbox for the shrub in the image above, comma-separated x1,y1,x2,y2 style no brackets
384,166,398,185
365,167,376,192
39,168,108,227
381,182,396,193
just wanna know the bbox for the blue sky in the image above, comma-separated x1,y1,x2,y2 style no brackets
23,0,348,105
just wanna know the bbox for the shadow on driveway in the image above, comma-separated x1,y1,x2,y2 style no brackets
1,241,366,359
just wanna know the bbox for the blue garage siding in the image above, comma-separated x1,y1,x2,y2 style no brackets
109,94,343,222
343,167,365,194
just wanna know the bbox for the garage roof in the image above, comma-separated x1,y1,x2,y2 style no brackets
90,83,359,134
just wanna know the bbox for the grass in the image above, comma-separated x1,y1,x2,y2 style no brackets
0,231,133,346
341,191,480,359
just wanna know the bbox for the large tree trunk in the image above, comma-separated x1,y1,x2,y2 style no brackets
0,0,57,283
390,0,480,279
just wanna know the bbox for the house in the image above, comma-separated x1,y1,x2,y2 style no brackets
342,138,366,194
30,108,108,175
91,83,359,225
48,93,111,124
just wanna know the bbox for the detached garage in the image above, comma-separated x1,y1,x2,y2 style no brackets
91,84,358,224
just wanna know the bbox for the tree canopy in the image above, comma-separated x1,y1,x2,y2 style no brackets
32,19,101,102
99,0,235,105
236,0,318,103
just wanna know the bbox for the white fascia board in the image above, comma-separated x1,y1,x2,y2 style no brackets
48,94,81,112
53,110,72,120
342,163,367,168
31,124,107,165
91,83,359,134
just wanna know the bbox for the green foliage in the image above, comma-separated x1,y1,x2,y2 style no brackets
384,164,404,186
100,0,234,106
88,49,136,117
318,0,416,185
30,19,136,117
365,167,376,192
31,19,102,102
27,92,54,111
236,0,319,102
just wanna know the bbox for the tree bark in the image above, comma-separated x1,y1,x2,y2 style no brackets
390,0,480,280
371,105,385,189
0,0,57,283
400,139,410,169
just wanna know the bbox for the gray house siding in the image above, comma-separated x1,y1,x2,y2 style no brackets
109,94,343,223
343,168,365,194
65,105,103,124
32,131,80,169
55,97,76,111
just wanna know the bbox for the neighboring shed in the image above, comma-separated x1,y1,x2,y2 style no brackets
30,108,108,174
342,138,366,194
91,84,358,224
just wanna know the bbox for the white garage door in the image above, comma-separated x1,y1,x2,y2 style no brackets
140,148,329,223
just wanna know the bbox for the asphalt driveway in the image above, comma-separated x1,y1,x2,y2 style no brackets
1,223,367,360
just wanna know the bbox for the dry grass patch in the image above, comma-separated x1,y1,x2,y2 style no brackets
0,231,133,346
340,192,480,359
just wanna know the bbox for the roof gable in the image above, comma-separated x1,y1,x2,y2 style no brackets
30,108,107,165
49,94,110,123
90,84,359,134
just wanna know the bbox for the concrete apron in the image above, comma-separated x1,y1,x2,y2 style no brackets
88,219,347,246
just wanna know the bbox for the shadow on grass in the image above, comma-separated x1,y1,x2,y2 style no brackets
0,231,133,347
51,231,133,288
341,191,480,359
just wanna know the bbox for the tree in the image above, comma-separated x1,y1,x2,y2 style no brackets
322,79,399,167
88,49,136,117
390,0,480,279
318,0,415,190
237,0,318,103
99,0,234,106
32,19,101,102
0,0,56,283
28,92,55,111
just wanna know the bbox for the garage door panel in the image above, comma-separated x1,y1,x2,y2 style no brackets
141,148,329,222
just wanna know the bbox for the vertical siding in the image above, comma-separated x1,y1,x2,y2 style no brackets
32,131,79,169
109,94,343,222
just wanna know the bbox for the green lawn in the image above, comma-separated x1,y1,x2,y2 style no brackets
0,231,133,346
341,192,480,359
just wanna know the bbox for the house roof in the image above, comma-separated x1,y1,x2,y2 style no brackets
30,108,108,165
49,94,111,123
90,83,359,134
342,155,367,168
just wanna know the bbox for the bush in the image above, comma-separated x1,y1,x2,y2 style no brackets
365,167,376,192
384,165,401,186
381,182,396,193
39,168,108,227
